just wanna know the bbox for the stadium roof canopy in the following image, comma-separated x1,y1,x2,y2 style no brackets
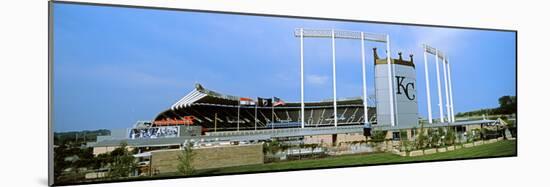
168,83,364,111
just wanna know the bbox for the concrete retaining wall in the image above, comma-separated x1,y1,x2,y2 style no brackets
409,150,424,157
150,144,264,174
424,149,437,155
474,141,484,146
303,133,366,146
85,172,108,179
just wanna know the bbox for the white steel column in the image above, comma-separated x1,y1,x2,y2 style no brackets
391,53,399,127
360,32,369,126
237,104,240,131
386,35,395,127
446,58,455,122
423,47,433,123
442,57,451,122
294,28,388,127
435,51,444,123
300,28,305,128
331,29,338,127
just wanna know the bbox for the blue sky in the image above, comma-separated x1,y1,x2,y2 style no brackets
53,3,516,132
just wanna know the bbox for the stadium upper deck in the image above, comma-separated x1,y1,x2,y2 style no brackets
152,84,375,132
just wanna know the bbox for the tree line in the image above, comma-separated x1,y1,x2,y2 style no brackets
456,95,516,117
54,129,110,146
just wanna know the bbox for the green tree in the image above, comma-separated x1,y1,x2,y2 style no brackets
498,96,516,114
465,130,473,143
74,147,94,169
93,152,110,169
443,127,456,146
263,140,281,154
108,142,137,178
53,146,70,180
428,128,440,148
399,130,410,152
415,125,428,150
177,143,197,175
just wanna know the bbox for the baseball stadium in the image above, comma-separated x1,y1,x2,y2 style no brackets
86,43,512,179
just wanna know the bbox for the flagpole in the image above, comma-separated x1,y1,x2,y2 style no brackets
254,103,258,130
237,102,240,131
214,113,217,132
271,97,274,130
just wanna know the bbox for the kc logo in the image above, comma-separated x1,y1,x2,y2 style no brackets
396,76,415,100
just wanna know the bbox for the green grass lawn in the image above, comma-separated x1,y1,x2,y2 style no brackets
74,140,515,185
195,140,516,175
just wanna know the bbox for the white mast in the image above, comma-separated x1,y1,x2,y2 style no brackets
386,35,396,126
360,32,369,127
300,28,305,128
442,56,451,122
435,50,444,123
423,45,433,123
447,58,455,122
331,29,338,127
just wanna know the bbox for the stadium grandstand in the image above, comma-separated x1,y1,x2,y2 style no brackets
88,83,378,150
153,83,376,132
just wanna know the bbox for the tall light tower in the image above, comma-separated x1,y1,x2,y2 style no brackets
423,44,455,123
423,45,433,123
442,56,452,123
446,57,455,122
294,28,393,128
435,50,444,123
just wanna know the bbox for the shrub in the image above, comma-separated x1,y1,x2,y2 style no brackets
399,130,411,152
177,143,196,175
443,127,456,146
414,125,428,150
371,130,387,143
425,128,447,148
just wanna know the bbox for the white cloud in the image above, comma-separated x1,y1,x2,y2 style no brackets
411,27,469,55
306,74,328,85
59,63,182,87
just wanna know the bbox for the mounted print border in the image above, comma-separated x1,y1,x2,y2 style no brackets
48,1,517,186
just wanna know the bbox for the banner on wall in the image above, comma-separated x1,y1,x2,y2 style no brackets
128,126,180,139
